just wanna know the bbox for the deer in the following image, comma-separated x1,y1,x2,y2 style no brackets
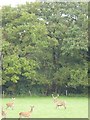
18,106,34,119
6,98,15,110
2,107,7,118
52,94,66,109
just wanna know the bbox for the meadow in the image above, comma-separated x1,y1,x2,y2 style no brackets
1,96,88,118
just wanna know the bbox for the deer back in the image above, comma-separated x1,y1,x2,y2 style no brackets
6,98,15,107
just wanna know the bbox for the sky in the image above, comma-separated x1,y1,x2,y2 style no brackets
0,0,36,7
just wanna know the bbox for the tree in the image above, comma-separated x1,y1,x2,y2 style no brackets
1,2,88,95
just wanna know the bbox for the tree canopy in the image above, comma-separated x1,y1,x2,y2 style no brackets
1,2,88,96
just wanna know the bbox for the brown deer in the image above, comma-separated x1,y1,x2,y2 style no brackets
6,98,15,110
2,107,7,118
52,94,66,109
19,106,34,119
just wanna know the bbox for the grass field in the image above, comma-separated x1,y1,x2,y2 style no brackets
1,96,88,118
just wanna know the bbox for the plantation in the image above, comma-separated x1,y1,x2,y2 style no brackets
2,96,88,118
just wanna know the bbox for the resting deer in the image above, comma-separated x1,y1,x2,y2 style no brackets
6,98,15,110
52,94,66,109
19,106,34,119
2,107,7,118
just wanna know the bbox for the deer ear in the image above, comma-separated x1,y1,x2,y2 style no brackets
12,98,15,100
52,94,54,97
30,106,34,108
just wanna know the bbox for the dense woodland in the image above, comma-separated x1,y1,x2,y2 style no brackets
1,2,89,96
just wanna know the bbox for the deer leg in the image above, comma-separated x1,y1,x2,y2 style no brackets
28,117,30,120
12,104,14,110
12,106,14,110
56,105,59,109
2,115,6,119
18,118,21,120
18,115,22,120
64,106,66,109
63,104,66,109
4,114,6,118
58,105,61,109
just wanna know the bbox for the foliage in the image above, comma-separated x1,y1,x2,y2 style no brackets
1,2,88,95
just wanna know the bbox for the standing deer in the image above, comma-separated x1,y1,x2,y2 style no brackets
2,107,7,118
19,106,34,119
52,94,66,109
6,98,15,110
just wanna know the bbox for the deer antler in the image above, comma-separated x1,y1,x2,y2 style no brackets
52,94,66,109
52,94,55,98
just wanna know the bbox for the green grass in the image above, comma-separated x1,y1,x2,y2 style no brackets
1,96,88,118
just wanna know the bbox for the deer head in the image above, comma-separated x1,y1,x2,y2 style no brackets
30,106,34,112
52,94,59,102
12,98,15,100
